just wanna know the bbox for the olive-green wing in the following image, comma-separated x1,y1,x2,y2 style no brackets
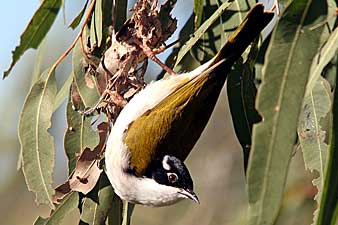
125,70,225,176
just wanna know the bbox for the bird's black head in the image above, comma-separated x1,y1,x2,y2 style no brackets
145,155,198,203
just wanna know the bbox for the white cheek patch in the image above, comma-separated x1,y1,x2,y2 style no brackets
162,155,171,171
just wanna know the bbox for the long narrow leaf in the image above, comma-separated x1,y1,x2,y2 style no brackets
19,69,57,209
79,173,114,225
173,0,233,68
18,38,48,170
113,0,127,31
54,72,73,111
306,27,338,95
227,40,261,173
122,202,134,225
298,77,332,224
31,39,47,85
94,0,103,47
73,40,100,108
35,192,79,225
193,0,203,29
316,64,338,225
69,0,89,29
3,0,62,78
107,196,123,225
64,85,98,174
247,1,328,224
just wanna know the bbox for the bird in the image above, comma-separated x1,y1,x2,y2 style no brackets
105,4,273,207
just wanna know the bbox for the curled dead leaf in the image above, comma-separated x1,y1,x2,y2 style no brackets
53,122,109,199
53,181,72,204
69,148,103,194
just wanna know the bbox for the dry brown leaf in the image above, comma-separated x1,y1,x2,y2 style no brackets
53,181,72,204
69,148,102,194
91,0,177,122
53,122,109,198
69,122,109,194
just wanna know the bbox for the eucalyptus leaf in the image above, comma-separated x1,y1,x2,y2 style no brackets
173,0,233,68
64,83,98,173
79,173,114,225
122,202,134,225
18,38,48,170
107,196,123,225
298,77,332,224
306,27,338,96
73,40,100,108
90,13,97,49
247,1,328,224
69,0,89,30
54,72,73,111
34,192,79,225
19,69,57,209
113,0,127,31
227,40,261,173
190,0,256,64
193,0,203,29
316,72,338,225
94,0,103,47
326,0,337,30
31,39,47,85
3,0,62,78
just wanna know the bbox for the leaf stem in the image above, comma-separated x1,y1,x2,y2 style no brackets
47,0,96,77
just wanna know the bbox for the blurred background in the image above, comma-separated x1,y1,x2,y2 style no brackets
0,0,316,224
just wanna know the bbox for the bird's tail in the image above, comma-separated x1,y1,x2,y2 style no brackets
212,3,274,67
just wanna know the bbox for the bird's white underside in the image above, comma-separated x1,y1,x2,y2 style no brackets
105,59,213,206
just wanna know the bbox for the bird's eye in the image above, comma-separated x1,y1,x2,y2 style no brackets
167,173,178,183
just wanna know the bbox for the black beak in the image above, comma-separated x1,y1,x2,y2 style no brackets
179,189,199,204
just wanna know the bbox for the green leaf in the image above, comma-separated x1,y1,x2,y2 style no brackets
31,39,47,85
189,0,256,64
306,27,338,96
54,72,73,111
246,1,328,225
107,196,123,225
3,0,62,78
89,0,103,48
18,38,48,170
69,0,89,30
73,40,100,108
19,69,57,209
298,77,332,224
122,201,134,225
79,173,114,225
316,71,338,225
162,0,255,79
34,192,79,225
326,0,337,30
113,0,127,31
94,0,103,47
173,0,233,68
90,14,97,49
64,82,99,174
193,0,204,29
227,40,261,173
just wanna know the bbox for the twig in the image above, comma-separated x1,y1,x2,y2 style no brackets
132,38,177,76
47,0,97,78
